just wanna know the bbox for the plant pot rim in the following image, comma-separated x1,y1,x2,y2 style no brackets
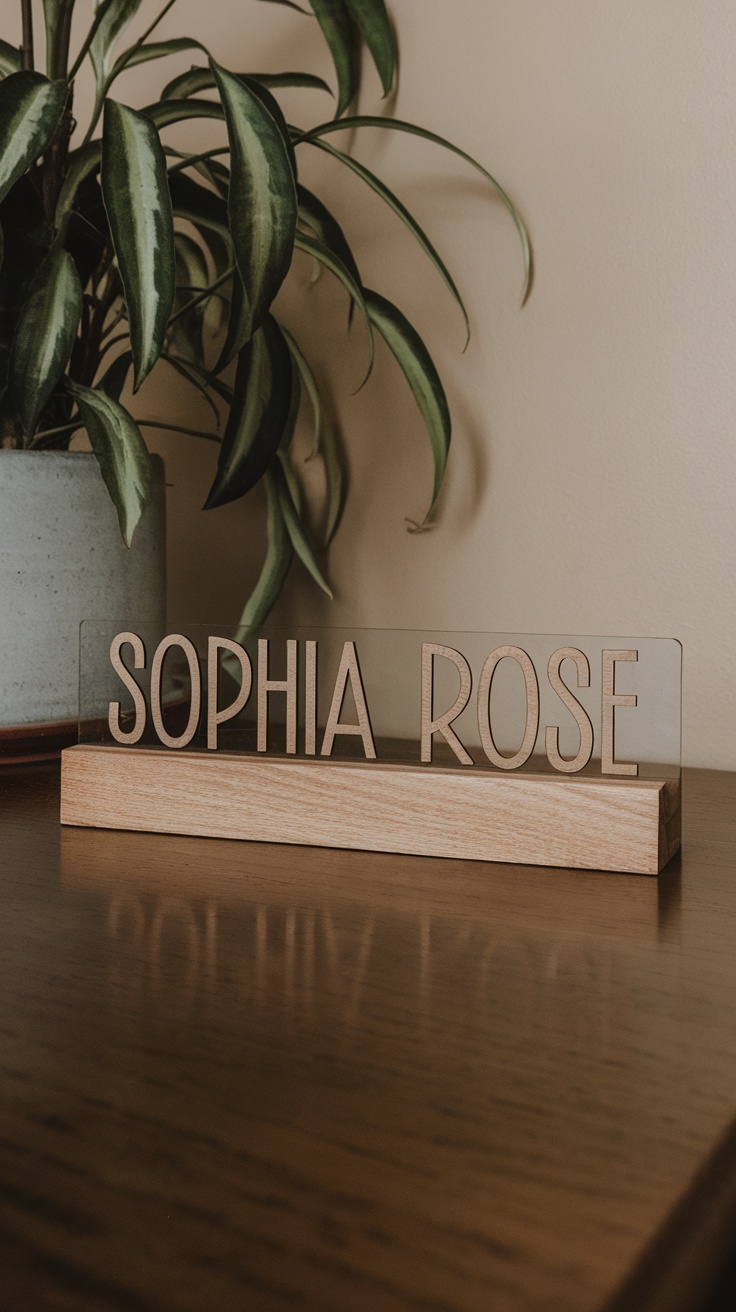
0,449,163,467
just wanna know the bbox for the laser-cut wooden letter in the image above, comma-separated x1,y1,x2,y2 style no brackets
545,647,594,773
257,639,297,754
477,646,539,770
420,643,473,765
601,649,639,776
109,631,147,745
305,640,317,756
321,641,376,760
151,634,201,749
207,637,252,751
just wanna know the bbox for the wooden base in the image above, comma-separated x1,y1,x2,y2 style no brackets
59,744,681,875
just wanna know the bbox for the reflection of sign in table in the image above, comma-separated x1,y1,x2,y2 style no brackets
60,627,682,874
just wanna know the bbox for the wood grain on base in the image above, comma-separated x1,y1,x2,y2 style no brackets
60,744,681,874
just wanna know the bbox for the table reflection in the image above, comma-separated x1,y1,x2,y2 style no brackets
60,826,681,1069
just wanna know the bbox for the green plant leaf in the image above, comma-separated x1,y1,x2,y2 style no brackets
162,67,215,100
251,71,334,94
310,0,359,116
282,326,343,543
209,59,298,346
101,99,176,390
343,0,396,95
294,231,373,381
255,0,311,12
0,72,67,206
90,0,144,93
0,41,21,77
9,246,82,436
112,37,207,79
175,231,210,292
280,362,303,460
315,388,343,543
364,288,450,516
213,268,250,373
143,98,225,129
238,74,298,179
97,349,132,402
232,469,293,636
272,364,304,514
297,184,361,293
271,458,332,597
166,77,298,183
205,314,293,509
299,115,532,303
162,66,332,99
306,138,470,345
66,377,150,546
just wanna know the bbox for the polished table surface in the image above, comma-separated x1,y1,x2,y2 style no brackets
1,764,736,1312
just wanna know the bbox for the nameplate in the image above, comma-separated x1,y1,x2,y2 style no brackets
61,625,682,873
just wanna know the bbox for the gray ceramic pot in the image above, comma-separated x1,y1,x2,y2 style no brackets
0,450,166,728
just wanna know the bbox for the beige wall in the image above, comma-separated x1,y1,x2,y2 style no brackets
65,1,736,767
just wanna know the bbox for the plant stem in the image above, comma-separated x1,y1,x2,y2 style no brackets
68,0,119,81
137,420,221,442
166,147,231,176
31,417,221,448
20,0,34,70
30,420,84,447
40,82,75,224
82,0,182,142
167,266,235,327
46,0,75,80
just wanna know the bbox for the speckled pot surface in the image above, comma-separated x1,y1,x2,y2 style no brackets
0,451,166,727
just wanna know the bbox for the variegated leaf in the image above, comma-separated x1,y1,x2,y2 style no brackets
300,114,532,303
306,137,470,344
271,458,332,597
0,72,67,205
90,0,144,93
101,99,176,390
9,246,82,436
365,289,450,518
205,315,293,509
343,0,396,95
310,0,359,116
209,60,297,346
0,40,21,77
66,377,150,546
282,326,343,543
232,470,293,637
294,232,373,381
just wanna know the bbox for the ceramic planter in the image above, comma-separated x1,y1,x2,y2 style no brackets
0,450,165,752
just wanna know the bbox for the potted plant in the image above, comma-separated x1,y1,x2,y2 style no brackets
0,0,529,756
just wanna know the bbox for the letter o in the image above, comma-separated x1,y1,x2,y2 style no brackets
151,634,201,749
477,645,539,769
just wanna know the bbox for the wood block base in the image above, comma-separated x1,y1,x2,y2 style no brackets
60,745,681,875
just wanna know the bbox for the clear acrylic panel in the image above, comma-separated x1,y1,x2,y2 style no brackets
78,623,681,779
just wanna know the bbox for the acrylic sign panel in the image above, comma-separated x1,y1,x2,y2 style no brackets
78,624,681,780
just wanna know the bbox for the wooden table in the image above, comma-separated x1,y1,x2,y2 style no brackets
2,765,736,1312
